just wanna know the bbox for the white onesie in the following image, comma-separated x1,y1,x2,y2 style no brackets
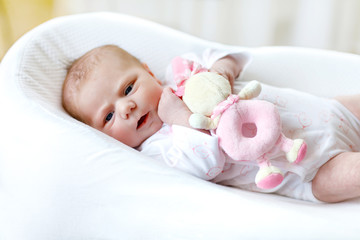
138,49,360,202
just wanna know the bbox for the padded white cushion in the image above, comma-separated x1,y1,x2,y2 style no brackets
0,12,359,240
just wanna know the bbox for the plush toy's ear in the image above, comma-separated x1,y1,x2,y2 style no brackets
171,56,208,97
171,57,188,97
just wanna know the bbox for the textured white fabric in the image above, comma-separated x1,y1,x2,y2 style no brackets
139,124,226,181
1,12,360,240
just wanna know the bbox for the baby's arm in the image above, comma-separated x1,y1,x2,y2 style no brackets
209,55,243,90
165,125,226,181
158,87,210,134
158,87,192,127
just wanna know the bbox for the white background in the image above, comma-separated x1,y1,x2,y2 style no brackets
55,0,360,54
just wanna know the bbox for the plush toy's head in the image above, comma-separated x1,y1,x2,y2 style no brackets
183,72,231,116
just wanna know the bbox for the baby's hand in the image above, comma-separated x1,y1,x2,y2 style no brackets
210,55,242,91
158,87,192,127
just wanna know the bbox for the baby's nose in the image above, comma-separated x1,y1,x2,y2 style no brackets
119,101,136,119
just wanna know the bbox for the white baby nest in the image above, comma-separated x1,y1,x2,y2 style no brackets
0,12,359,240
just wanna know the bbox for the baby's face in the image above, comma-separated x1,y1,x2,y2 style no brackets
76,49,164,147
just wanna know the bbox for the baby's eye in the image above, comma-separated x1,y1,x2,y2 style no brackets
124,84,133,95
105,111,114,122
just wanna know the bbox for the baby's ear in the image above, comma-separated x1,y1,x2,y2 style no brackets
142,63,161,84
142,63,154,76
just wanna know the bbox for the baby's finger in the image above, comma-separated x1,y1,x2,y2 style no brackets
162,87,178,99
163,86,175,94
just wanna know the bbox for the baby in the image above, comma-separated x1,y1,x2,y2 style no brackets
62,44,360,203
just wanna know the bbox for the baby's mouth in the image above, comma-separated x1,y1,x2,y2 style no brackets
137,113,149,129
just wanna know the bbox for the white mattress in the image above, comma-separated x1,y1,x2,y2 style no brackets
0,12,359,240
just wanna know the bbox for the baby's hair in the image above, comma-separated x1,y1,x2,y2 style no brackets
62,45,105,121
62,44,141,122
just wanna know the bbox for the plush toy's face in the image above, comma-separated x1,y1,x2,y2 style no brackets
183,72,231,116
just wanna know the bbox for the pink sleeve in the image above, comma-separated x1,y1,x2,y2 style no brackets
171,56,208,97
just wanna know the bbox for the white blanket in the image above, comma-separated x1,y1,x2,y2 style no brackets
0,12,359,240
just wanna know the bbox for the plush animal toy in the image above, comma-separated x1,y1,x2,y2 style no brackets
172,56,307,189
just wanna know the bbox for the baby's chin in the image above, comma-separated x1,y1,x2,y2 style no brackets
145,119,163,138
134,119,163,148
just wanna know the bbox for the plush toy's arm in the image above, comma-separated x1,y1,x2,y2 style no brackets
189,114,219,130
238,80,262,100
